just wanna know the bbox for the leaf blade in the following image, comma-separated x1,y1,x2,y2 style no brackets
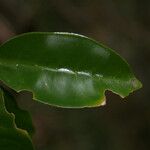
0,88,34,150
3,89,35,137
0,32,142,107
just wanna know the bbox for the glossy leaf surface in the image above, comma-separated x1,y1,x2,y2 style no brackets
0,32,142,107
0,89,34,150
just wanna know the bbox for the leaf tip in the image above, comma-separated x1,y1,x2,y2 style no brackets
132,78,143,91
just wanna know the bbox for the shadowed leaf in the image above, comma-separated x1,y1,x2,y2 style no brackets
0,88,34,150
3,89,34,137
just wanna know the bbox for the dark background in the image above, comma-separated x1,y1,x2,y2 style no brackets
0,0,149,150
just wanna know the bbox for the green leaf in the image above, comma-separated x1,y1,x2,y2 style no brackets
3,89,34,137
0,88,34,150
0,32,142,108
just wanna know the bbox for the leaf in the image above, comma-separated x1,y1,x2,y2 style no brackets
0,32,142,108
0,88,34,150
3,88,34,137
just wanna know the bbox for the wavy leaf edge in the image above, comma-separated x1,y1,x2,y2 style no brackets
0,32,142,108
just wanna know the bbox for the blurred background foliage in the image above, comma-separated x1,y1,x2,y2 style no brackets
0,0,149,150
